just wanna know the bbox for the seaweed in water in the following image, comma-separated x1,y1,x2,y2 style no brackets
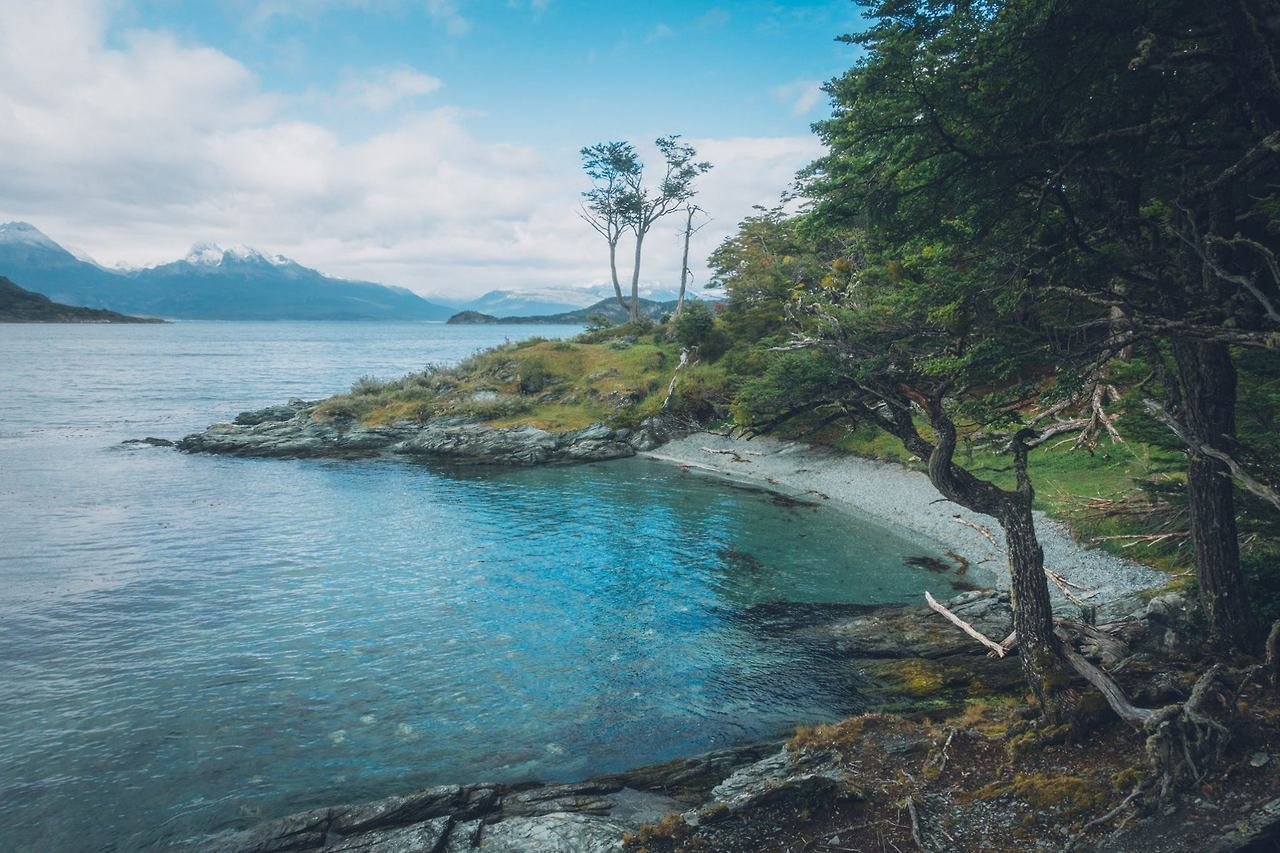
904,555,953,573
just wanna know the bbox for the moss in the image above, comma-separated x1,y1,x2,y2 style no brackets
873,658,984,699
788,713,903,753
966,772,1107,817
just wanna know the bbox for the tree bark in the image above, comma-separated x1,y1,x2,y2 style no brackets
676,206,694,317
608,238,629,313
1171,338,1259,653
628,230,645,323
998,491,1076,722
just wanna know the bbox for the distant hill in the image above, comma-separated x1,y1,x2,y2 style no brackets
0,276,163,323
456,289,583,317
447,296,680,325
0,222,454,321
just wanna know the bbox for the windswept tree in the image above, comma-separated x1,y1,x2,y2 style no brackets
580,136,711,321
579,141,640,314
808,0,1280,654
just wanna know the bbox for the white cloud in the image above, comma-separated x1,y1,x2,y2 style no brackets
425,0,470,36
771,79,825,117
0,0,824,299
331,65,444,112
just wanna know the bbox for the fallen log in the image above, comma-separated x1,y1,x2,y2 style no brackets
923,591,1008,657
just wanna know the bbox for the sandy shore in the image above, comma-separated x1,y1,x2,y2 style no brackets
643,433,1164,613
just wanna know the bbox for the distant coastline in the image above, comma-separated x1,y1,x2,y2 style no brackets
0,276,164,324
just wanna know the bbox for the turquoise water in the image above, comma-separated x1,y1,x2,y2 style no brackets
0,322,964,851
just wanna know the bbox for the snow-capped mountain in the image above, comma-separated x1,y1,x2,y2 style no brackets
0,223,453,321
179,242,294,268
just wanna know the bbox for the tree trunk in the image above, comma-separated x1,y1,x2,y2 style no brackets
628,230,645,323
1000,496,1076,722
676,207,694,317
1171,338,1259,653
608,239,629,313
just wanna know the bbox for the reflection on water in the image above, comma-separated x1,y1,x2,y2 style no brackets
0,322,980,851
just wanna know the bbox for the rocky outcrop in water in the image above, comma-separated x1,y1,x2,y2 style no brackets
175,401,678,465
175,743,779,853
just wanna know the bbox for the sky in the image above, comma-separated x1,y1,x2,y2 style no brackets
0,0,866,300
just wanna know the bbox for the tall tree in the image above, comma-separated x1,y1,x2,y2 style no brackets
579,142,640,314
619,136,712,322
674,204,707,317
580,136,711,322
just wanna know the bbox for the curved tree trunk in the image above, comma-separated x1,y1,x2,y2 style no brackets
1172,338,1259,653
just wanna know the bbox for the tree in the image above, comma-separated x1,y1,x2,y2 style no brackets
674,204,708,317
579,141,640,314
807,0,1280,654
733,229,1083,723
580,136,711,322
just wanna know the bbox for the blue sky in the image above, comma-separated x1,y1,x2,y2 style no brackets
0,1,865,299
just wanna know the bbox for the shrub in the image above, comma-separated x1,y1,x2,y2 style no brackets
672,301,715,349
517,358,557,394
350,375,385,395
584,312,613,333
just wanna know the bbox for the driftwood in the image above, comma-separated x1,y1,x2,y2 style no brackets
662,348,691,412
924,591,1008,657
1266,620,1280,688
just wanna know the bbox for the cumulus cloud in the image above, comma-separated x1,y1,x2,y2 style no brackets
0,0,824,298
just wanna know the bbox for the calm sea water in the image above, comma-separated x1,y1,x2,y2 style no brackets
0,322,965,851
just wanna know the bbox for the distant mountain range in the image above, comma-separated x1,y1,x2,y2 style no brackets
446,296,680,325
0,276,163,323
0,222,453,321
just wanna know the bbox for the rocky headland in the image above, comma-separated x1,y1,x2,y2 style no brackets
176,399,678,465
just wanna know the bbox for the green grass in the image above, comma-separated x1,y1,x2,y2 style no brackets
311,335,696,433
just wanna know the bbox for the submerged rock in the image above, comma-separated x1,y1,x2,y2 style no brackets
811,590,1014,659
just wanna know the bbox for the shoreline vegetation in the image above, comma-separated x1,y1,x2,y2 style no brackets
165,314,1280,851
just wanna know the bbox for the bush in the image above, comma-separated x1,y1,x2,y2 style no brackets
584,313,613,333
350,375,385,395
517,358,557,394
673,301,715,349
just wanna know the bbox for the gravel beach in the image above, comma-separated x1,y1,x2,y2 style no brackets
644,433,1166,612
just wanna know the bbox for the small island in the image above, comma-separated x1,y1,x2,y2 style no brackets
0,276,164,323
447,296,678,325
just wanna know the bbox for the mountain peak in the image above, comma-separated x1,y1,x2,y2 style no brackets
183,242,293,267
0,221,64,250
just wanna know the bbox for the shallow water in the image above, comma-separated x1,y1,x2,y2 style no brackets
0,322,973,851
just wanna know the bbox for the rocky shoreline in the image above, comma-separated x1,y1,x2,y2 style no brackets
157,405,1216,852
175,400,678,465
170,588,1231,852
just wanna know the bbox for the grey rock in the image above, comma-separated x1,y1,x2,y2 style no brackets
325,817,452,852
330,785,497,835
1209,797,1280,852
707,748,859,814
233,400,313,426
122,436,176,447
814,591,1013,659
473,813,628,853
